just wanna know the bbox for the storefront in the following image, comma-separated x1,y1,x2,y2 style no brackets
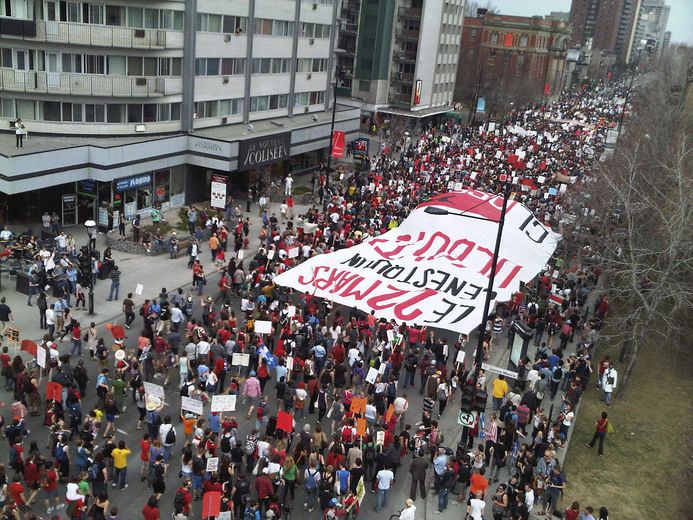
96,166,186,230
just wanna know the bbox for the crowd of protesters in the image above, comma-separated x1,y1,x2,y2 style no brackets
0,83,625,520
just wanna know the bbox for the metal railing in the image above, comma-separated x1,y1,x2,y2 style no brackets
2,20,184,49
0,68,182,97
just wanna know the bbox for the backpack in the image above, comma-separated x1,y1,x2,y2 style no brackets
68,402,82,420
341,427,354,444
243,509,256,520
88,463,99,481
54,444,67,462
165,426,176,445
364,444,375,462
244,437,256,456
173,491,186,512
305,469,318,490
438,385,448,401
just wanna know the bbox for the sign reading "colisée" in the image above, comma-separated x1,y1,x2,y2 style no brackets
238,132,290,171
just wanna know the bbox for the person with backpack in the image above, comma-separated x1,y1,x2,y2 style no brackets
231,472,252,519
173,480,193,516
54,434,71,483
147,455,166,499
158,415,176,463
303,460,321,513
437,379,451,419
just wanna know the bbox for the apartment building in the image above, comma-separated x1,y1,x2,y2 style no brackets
334,0,465,127
626,0,670,62
0,0,359,226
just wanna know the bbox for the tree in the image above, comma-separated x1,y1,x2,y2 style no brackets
580,53,693,396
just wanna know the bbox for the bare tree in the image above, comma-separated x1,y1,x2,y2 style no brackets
583,54,693,395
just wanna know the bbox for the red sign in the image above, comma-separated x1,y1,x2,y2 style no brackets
201,491,221,518
544,82,550,96
331,130,345,158
504,34,514,47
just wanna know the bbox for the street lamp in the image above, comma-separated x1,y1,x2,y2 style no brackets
425,183,512,379
84,219,96,315
325,48,346,201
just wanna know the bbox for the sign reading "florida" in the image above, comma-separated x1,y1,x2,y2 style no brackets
238,132,290,171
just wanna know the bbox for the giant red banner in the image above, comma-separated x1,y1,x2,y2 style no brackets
331,130,345,158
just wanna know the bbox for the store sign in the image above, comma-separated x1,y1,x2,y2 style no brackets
210,175,227,210
352,138,369,160
238,132,290,171
414,79,422,105
76,179,97,196
115,173,151,193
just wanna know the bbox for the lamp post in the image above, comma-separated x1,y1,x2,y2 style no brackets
84,219,96,315
325,48,346,196
423,183,512,379
617,40,647,136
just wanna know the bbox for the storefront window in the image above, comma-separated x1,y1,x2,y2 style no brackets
136,188,152,212
170,166,185,206
154,170,170,204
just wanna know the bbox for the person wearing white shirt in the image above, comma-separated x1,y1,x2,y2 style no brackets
0,226,12,241
375,466,395,513
467,491,486,520
170,305,184,331
196,340,210,357
348,347,361,367
398,499,416,520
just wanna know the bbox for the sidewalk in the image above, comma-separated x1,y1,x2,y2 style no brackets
0,180,323,346
424,280,603,520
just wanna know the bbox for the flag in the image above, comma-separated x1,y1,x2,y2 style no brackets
331,130,345,158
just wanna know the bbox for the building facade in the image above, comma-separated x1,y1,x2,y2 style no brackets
335,0,465,125
455,14,571,116
0,0,360,226
626,0,670,63
569,0,641,64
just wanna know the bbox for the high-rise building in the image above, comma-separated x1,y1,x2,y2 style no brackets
626,0,670,62
337,0,466,125
569,0,641,64
0,0,360,225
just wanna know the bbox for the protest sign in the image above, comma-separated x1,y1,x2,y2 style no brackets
254,320,272,334
143,382,165,399
231,353,250,366
181,397,204,415
210,395,237,412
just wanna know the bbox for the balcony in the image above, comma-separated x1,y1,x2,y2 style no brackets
395,29,420,42
391,72,414,84
0,69,182,97
342,22,358,35
1,20,183,49
398,7,422,20
393,50,417,63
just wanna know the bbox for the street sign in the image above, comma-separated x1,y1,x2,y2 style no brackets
458,410,477,427
481,363,519,379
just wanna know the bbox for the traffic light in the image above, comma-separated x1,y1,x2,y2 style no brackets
460,383,475,413
473,389,488,412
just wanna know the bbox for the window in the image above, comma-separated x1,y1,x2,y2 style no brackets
273,20,293,37
127,7,144,28
127,104,142,123
107,103,124,123
272,58,290,73
85,104,105,122
519,35,528,47
143,57,157,76
219,98,243,116
43,101,61,121
221,58,244,75
223,15,246,34
255,18,273,35
312,58,327,72
85,55,105,74
296,59,311,73
490,32,499,44
294,92,309,106
144,8,159,29
88,4,104,24
0,48,11,67
269,94,288,110
106,5,124,26
204,101,218,118
127,56,143,76
301,23,314,38
159,57,182,76
252,58,271,74
0,97,15,118
309,91,325,104
206,58,219,76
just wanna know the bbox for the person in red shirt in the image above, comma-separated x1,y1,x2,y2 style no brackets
23,455,41,505
42,461,61,513
469,467,489,499
254,469,274,512
174,481,193,515
8,475,27,512
70,322,82,357
1,346,12,390
139,433,151,481
586,411,609,456
142,495,160,520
